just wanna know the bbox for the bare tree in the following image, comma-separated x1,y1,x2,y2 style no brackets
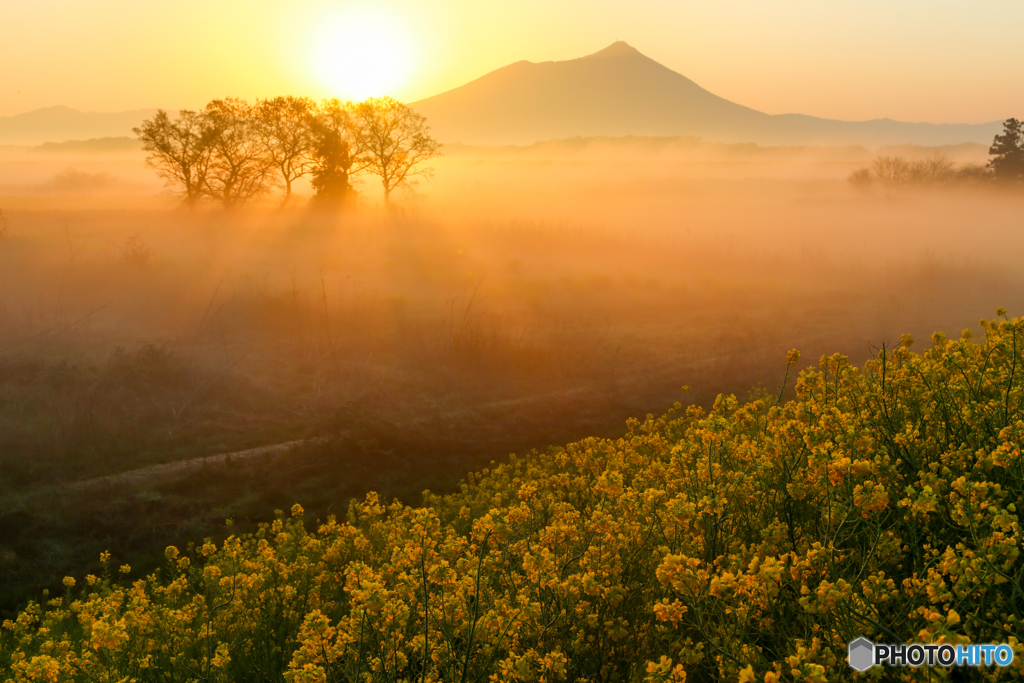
202,98,277,208
871,155,913,186
353,97,441,205
134,109,215,207
908,154,956,183
255,96,317,204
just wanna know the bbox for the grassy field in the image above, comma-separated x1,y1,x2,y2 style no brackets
4,313,1023,680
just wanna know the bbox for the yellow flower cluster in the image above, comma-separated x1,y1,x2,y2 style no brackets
3,313,1024,682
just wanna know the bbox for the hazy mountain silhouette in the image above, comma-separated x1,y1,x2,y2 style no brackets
0,106,157,145
1,46,1001,148
412,42,1002,146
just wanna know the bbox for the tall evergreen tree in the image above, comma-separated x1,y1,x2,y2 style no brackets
307,99,363,207
309,126,355,205
987,118,1024,181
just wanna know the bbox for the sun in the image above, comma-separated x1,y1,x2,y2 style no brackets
311,8,414,101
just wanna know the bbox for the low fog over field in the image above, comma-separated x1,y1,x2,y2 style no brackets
1,133,1021,607
0,138,1017,468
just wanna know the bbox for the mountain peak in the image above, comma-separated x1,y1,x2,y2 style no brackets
410,42,1002,147
589,41,642,58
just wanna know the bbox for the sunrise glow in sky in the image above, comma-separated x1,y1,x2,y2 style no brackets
1,0,1022,123
310,7,415,100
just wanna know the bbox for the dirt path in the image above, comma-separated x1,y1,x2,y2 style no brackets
63,439,316,494
12,339,834,506
7,384,602,509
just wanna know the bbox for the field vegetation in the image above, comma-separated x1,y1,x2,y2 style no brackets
0,121,1023,677
3,315,1024,681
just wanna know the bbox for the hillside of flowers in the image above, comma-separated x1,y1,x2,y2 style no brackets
4,313,1024,682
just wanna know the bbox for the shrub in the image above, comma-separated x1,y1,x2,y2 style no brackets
117,233,154,269
956,163,994,184
872,155,914,186
846,168,873,188
856,154,991,189
3,314,1024,681
907,154,956,183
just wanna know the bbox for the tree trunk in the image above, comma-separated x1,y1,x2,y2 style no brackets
281,178,293,207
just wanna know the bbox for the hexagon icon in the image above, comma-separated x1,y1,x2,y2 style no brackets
848,637,875,672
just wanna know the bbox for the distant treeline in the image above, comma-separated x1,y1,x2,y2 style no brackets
134,96,441,208
848,155,989,187
850,117,1024,188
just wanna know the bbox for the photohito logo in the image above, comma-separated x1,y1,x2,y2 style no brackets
848,637,1015,671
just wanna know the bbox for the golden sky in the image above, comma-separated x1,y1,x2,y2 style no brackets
2,0,1021,123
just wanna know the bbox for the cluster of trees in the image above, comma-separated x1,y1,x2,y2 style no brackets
134,96,440,208
848,154,988,187
849,117,1024,188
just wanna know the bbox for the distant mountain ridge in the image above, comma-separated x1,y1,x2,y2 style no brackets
0,106,157,145
411,42,1003,147
1,46,1004,147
